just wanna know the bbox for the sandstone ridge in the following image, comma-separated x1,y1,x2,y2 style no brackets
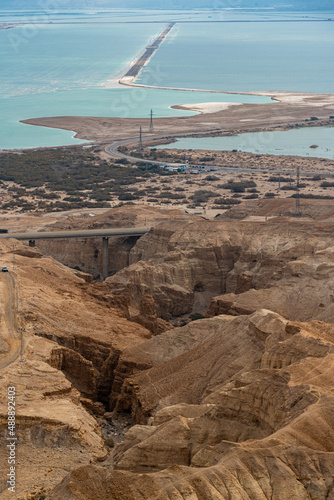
49,309,334,500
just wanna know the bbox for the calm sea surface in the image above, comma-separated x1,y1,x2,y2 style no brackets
0,10,333,150
138,19,334,93
156,126,334,159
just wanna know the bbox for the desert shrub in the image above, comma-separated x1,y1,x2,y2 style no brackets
290,193,334,199
213,198,242,205
190,190,218,203
199,156,215,162
204,175,220,181
189,313,205,321
321,181,334,188
115,158,130,164
265,192,276,198
221,180,256,192
268,176,292,183
118,193,139,201
244,194,259,199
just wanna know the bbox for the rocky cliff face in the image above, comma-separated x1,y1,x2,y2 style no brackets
3,207,334,499
107,218,334,321
49,310,334,500
0,239,152,497
35,206,196,277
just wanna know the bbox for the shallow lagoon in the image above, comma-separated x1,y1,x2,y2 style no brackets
0,88,271,150
138,19,334,94
155,126,334,160
0,10,333,150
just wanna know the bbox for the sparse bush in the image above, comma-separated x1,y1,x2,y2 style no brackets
190,190,218,203
268,176,292,183
189,313,205,321
115,158,130,165
213,198,242,205
321,181,334,188
221,180,257,192
244,194,259,199
291,193,334,199
204,175,220,181
118,193,139,201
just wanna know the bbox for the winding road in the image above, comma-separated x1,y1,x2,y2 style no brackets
105,136,334,177
0,272,21,370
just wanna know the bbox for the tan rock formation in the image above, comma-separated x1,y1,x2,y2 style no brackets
49,309,334,500
0,239,152,496
35,205,196,277
130,294,172,335
106,218,334,321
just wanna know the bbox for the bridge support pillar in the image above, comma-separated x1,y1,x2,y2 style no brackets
102,237,109,280
29,240,35,247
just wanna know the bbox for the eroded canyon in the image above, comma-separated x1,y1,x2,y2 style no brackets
1,203,334,499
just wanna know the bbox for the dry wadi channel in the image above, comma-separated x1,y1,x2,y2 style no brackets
1,202,334,499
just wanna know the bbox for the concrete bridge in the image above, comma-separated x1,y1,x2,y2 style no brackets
0,227,150,279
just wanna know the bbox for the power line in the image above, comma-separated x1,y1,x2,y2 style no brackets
295,165,301,217
149,109,154,133
139,126,143,150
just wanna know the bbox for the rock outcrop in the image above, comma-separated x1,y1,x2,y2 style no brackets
49,309,334,500
0,239,152,497
107,218,334,321
35,205,196,277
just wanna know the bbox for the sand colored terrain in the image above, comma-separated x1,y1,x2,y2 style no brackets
0,238,154,497
49,309,334,500
105,216,334,323
1,204,334,498
21,92,334,145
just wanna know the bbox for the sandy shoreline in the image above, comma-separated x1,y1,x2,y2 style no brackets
20,92,334,150
12,16,334,153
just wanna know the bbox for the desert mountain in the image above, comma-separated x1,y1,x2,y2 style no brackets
49,309,334,499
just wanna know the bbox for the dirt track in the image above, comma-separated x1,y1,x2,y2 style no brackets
0,272,21,369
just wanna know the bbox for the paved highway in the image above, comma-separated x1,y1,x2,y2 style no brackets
0,227,150,240
106,137,334,177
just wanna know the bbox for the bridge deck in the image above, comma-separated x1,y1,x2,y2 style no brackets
0,228,150,240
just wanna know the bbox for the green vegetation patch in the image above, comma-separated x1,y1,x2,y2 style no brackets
0,147,153,212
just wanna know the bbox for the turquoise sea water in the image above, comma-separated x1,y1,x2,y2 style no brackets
0,10,333,150
0,23,164,98
156,126,334,159
1,88,271,150
0,15,271,150
1,9,332,23
138,19,334,93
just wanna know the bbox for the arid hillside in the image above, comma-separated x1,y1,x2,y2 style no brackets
35,205,197,277
49,309,334,500
1,204,334,499
0,238,153,498
106,217,334,323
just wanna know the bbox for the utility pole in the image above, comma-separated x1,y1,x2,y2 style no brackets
149,109,154,133
139,126,143,150
295,165,301,217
